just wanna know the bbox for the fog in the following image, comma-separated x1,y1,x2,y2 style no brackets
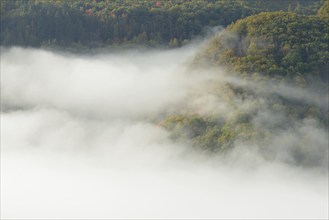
1,46,328,219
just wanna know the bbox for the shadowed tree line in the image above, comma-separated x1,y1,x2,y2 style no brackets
0,0,322,49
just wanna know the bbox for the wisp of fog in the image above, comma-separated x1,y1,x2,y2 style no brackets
1,46,328,219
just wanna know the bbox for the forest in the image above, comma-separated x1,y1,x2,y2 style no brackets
162,2,328,158
0,0,324,49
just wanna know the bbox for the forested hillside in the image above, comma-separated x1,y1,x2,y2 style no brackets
160,1,329,165
195,11,329,80
0,0,322,49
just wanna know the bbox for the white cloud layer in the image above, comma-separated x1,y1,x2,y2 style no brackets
1,47,328,219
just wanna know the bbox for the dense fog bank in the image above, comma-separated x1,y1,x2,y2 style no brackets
1,46,328,219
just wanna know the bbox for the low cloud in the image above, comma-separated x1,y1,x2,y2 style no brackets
1,46,328,219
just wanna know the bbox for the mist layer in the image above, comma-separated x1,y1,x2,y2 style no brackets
1,47,328,219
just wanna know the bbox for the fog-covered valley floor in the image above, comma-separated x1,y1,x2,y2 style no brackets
1,46,328,219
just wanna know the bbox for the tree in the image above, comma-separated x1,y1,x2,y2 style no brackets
318,0,329,17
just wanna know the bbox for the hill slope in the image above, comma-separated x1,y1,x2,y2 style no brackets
161,10,329,167
195,12,329,80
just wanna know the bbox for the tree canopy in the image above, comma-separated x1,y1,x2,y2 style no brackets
318,0,329,17
0,0,322,49
196,11,329,80
163,2,329,156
